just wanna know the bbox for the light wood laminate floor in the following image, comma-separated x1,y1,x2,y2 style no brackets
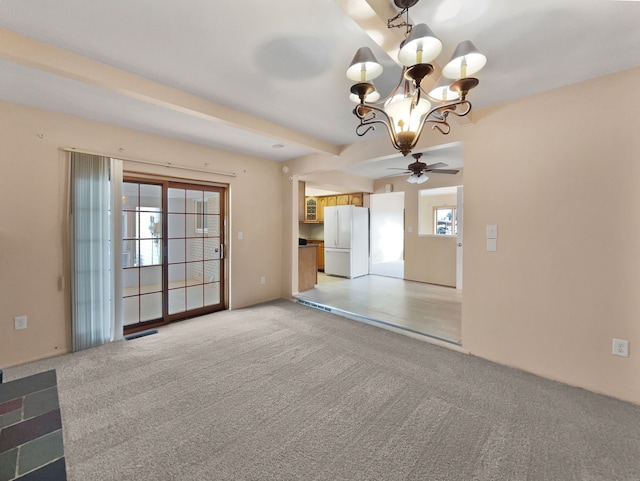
295,273,462,344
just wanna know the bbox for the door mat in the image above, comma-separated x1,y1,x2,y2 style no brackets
0,370,66,481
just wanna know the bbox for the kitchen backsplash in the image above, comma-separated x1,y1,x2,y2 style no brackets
299,222,324,241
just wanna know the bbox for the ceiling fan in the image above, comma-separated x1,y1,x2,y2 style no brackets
387,152,459,184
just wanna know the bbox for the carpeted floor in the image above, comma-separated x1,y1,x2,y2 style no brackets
5,299,640,481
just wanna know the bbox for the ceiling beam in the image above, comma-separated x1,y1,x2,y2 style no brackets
335,0,405,59
0,28,341,157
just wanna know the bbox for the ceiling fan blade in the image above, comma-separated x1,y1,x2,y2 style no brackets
380,172,410,179
424,162,448,170
387,167,412,171
430,169,460,174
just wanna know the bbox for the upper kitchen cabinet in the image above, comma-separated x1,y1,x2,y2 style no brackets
305,197,317,222
317,196,336,222
303,193,367,223
349,193,363,206
335,193,362,206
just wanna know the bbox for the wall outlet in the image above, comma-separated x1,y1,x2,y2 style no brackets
14,316,27,330
260,276,266,285
612,338,629,357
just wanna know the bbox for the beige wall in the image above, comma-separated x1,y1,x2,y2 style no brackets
0,101,284,368
459,67,640,403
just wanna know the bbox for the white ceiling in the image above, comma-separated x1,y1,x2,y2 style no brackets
1,0,639,178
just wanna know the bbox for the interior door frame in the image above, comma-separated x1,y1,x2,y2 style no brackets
456,186,463,290
123,175,229,334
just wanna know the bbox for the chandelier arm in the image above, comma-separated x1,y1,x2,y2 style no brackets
442,100,472,118
355,124,375,137
421,103,460,136
353,103,403,151
430,121,451,135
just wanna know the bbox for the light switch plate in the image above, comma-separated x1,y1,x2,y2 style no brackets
486,224,498,239
487,238,497,252
14,316,27,330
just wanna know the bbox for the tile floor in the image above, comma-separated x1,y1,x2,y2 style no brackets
295,273,462,344
0,370,66,481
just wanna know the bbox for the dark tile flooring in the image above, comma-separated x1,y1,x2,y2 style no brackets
0,370,66,481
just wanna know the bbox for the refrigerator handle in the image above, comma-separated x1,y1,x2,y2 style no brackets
335,209,339,246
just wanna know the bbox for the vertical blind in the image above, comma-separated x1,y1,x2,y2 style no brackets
70,152,123,351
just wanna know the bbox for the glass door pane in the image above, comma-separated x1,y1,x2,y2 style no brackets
122,181,163,326
203,190,222,307
166,185,224,317
167,187,187,315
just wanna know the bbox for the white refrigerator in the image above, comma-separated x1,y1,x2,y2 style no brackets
324,205,369,278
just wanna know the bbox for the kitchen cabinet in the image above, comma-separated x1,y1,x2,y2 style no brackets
316,196,337,222
298,245,318,292
317,197,328,222
313,240,325,271
304,193,366,222
305,197,317,222
349,193,363,206
336,194,349,206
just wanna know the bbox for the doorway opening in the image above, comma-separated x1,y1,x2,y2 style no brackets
370,192,405,278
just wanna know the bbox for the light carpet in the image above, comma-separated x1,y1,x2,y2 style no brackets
5,299,640,481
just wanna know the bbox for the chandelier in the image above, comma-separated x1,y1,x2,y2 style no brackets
347,0,486,156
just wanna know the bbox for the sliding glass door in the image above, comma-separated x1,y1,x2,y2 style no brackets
122,179,225,332
167,183,224,321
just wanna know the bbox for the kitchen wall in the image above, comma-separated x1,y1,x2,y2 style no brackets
298,222,324,241
0,100,284,368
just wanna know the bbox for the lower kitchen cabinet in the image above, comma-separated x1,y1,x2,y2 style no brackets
312,240,325,271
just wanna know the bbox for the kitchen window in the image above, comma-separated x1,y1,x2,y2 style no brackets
434,207,457,236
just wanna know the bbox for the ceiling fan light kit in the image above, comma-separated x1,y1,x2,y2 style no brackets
346,0,486,157
407,173,428,184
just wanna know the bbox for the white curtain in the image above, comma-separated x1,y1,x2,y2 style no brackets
70,152,123,351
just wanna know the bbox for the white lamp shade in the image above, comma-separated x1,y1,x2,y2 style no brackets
442,40,487,80
398,23,443,66
428,81,460,102
346,47,384,82
384,95,431,134
349,90,381,103
407,173,428,184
